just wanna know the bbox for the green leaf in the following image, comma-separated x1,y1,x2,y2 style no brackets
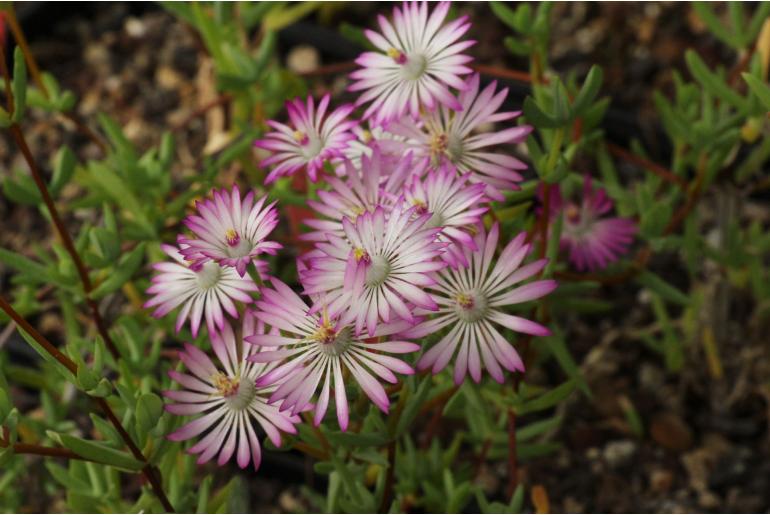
542,333,591,397
636,270,690,306
86,162,155,237
339,22,373,50
394,377,432,438
135,393,163,434
517,415,563,442
85,378,112,398
89,243,146,300
11,47,27,123
54,433,144,471
509,483,525,513
263,2,320,31
326,431,389,448
491,1,518,30
742,72,770,110
650,293,684,372
685,50,747,111
2,175,41,206
0,389,11,423
518,380,576,415
50,145,76,196
523,97,561,129
570,65,603,119
693,2,741,48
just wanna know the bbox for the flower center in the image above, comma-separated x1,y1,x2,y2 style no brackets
212,372,240,397
360,129,373,143
293,130,309,145
195,261,222,290
224,234,253,258
212,373,257,411
430,133,448,162
411,199,428,216
565,204,581,224
313,322,352,357
387,47,407,65
225,229,240,247
365,255,391,287
454,291,488,323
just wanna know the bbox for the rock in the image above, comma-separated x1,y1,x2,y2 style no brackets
638,362,664,391
562,496,584,513
124,17,146,39
286,45,320,74
649,468,674,493
602,439,637,468
709,446,750,490
697,491,721,510
156,66,183,90
650,412,693,452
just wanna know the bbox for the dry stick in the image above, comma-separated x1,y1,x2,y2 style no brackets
606,143,688,190
3,8,108,154
380,441,397,513
0,440,94,463
171,93,233,133
297,61,356,78
0,295,175,513
0,42,119,360
8,124,120,360
472,63,541,85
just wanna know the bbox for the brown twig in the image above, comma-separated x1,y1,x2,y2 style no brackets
472,63,539,85
297,61,356,78
0,296,174,512
607,142,688,190
505,408,518,498
171,93,233,132
0,439,94,463
379,440,397,513
7,124,120,360
2,8,108,154
0,38,119,360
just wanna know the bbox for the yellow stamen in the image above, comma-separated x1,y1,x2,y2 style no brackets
211,372,239,397
293,130,307,143
456,293,475,310
354,247,371,263
225,228,240,247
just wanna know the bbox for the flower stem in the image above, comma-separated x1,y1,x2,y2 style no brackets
0,42,120,360
0,295,174,512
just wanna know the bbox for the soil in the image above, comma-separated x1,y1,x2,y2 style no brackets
1,3,768,513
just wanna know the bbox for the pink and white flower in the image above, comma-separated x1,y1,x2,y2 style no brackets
404,224,557,384
144,243,259,337
302,203,446,336
303,149,423,242
254,94,357,183
350,1,475,124
391,74,532,200
334,124,411,176
165,315,299,470
247,278,418,431
544,176,637,271
404,165,488,266
179,186,281,277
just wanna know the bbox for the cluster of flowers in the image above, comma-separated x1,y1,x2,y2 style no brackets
146,1,635,470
